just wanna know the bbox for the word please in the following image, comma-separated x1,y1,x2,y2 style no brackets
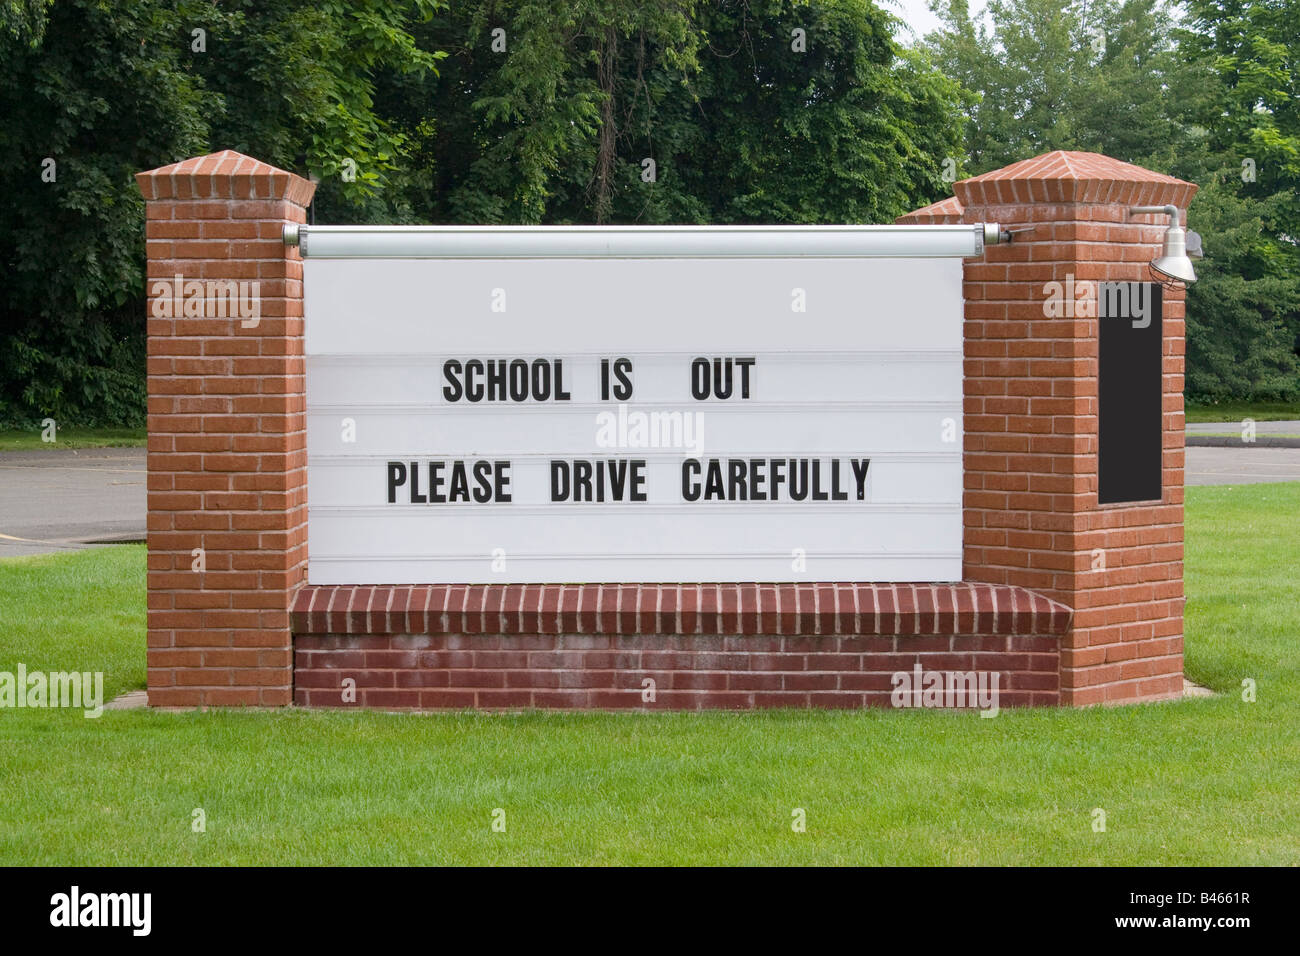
387,460,511,503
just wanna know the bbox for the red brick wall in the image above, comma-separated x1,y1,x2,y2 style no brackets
137,151,315,706
902,151,1194,705
293,584,1067,709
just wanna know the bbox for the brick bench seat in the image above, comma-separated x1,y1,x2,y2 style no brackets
291,583,1070,710
292,582,1071,637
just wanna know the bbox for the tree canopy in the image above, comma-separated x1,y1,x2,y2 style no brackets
1,0,1297,425
924,0,1300,401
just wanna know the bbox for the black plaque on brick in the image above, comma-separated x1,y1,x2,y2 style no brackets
1098,281,1163,504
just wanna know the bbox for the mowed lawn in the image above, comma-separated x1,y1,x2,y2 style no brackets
0,427,145,451
0,485,1296,865
1184,400,1300,423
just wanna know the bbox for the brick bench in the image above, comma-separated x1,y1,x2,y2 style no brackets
291,583,1069,710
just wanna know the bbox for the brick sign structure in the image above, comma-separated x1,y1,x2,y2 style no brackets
137,148,1194,710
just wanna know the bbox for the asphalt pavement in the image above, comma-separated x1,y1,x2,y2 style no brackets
0,447,145,558
1185,445,1300,485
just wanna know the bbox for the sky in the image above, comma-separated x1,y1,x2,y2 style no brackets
884,0,989,43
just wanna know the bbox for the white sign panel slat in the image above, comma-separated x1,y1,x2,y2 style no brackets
303,253,963,584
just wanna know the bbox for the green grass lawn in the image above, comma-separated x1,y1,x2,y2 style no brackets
0,427,145,451
1184,400,1300,423
0,486,1297,865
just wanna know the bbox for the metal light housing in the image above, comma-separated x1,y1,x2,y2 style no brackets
1130,205,1197,285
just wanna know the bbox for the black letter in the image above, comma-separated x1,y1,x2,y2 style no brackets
486,359,507,401
736,357,756,398
409,460,426,503
613,358,633,400
473,460,493,502
713,358,733,399
429,461,446,503
509,360,528,402
630,460,647,501
449,461,471,502
465,360,484,402
690,358,709,400
442,361,463,402
495,461,512,502
851,459,871,500
551,461,570,502
531,359,552,401
682,459,701,501
387,461,406,503
554,359,571,401
728,459,748,500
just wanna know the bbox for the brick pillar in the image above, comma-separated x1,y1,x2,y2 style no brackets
905,150,1196,705
137,150,315,706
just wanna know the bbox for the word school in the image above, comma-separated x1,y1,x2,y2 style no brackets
386,457,871,504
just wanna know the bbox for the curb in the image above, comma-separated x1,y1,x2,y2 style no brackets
1187,436,1300,448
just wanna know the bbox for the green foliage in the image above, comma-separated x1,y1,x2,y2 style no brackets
188,0,447,218
666,0,967,224
0,0,218,428
0,0,444,427
923,0,1300,401
2,0,967,428
924,0,1194,170
1,0,52,42
1178,0,1300,400
13,0,1294,413
418,0,965,224
1183,175,1300,400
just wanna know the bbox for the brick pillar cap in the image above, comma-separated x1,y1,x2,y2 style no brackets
136,149,316,205
953,150,1196,208
895,195,964,225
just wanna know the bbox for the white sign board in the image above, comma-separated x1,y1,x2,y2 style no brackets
303,244,964,584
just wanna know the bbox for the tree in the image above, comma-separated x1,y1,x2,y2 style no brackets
924,0,1193,169
1,0,971,425
416,0,966,225
0,0,445,427
0,0,220,427
189,0,447,221
662,0,968,224
1177,0,1300,400
1183,176,1300,399
922,0,1300,400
